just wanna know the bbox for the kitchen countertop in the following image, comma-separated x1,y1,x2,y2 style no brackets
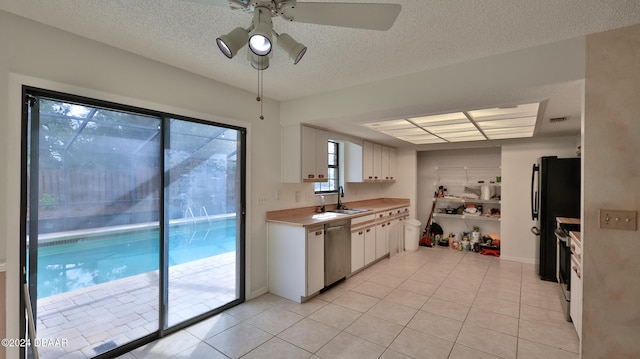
557,217,581,225
570,231,581,243
266,198,410,227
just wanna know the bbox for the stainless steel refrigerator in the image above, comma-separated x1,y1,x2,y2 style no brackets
531,156,581,282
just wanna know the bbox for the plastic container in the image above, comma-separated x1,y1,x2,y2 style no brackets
404,219,422,252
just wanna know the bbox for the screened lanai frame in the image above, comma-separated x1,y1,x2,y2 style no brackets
19,86,247,358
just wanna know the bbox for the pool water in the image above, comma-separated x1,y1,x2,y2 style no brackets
34,221,237,298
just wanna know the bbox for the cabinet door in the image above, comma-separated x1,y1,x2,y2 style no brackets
375,222,387,259
388,147,397,181
315,128,329,181
373,143,382,180
351,229,365,273
364,227,376,265
307,228,325,295
301,126,318,181
363,141,374,181
570,263,582,339
381,146,390,180
387,219,401,255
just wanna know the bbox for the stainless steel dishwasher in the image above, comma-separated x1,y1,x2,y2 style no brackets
324,219,351,287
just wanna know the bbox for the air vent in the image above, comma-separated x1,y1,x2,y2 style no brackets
549,117,568,123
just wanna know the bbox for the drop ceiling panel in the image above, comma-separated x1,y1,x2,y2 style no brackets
476,117,537,129
361,102,540,144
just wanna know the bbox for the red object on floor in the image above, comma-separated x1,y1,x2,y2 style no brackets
482,248,500,257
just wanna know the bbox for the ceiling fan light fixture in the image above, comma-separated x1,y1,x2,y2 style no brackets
248,51,269,70
216,27,249,59
248,8,273,56
277,33,307,64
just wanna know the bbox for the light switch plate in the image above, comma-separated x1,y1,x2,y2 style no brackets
599,209,637,231
256,194,267,206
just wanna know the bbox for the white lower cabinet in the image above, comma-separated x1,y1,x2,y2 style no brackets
375,221,388,259
268,223,324,303
307,226,325,295
387,218,402,254
351,214,376,273
351,228,365,273
570,231,582,339
363,227,376,265
570,264,582,339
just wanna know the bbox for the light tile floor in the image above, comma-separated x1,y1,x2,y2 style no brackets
35,252,237,359
117,247,580,359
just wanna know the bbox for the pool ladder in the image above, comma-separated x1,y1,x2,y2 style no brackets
184,207,196,225
199,206,212,224
183,207,212,243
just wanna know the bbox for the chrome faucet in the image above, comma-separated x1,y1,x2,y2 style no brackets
337,186,345,209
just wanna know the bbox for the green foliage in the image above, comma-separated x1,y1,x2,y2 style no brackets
40,193,59,210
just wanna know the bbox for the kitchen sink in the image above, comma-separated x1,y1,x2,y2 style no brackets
330,208,371,215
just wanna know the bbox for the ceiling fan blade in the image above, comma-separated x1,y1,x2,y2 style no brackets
280,2,401,31
180,0,238,8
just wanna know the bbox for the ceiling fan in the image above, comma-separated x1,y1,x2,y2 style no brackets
185,0,402,69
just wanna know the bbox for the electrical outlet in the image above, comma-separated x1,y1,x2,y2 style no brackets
599,209,637,231
256,194,267,206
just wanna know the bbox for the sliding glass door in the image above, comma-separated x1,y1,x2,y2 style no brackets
22,88,245,358
165,119,243,327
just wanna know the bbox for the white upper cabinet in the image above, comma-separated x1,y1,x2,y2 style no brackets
363,141,375,181
282,124,329,183
388,147,397,181
346,141,397,183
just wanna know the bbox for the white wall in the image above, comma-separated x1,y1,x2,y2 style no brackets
500,137,579,263
582,23,640,358
280,37,586,138
0,11,281,355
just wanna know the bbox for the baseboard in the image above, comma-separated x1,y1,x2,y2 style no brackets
499,255,536,264
247,286,268,301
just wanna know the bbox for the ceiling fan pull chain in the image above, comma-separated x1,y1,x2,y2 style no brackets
257,56,264,120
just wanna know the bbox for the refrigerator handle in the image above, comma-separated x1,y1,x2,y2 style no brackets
531,164,539,220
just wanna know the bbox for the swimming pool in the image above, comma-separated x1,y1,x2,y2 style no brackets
33,219,237,298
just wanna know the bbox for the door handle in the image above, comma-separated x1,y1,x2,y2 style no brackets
531,163,539,220
531,226,541,236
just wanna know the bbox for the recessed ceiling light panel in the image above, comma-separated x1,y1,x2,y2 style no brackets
360,102,540,144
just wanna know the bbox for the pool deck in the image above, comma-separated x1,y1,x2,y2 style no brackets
35,251,237,359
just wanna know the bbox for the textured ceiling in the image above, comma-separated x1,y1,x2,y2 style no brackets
2,0,640,143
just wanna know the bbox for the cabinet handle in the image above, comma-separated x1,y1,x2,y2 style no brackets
387,222,391,225
318,174,324,178
315,231,323,235
573,265,581,278
366,229,371,233
382,224,386,227
368,176,373,179
358,231,363,235
374,176,378,179
308,174,315,178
